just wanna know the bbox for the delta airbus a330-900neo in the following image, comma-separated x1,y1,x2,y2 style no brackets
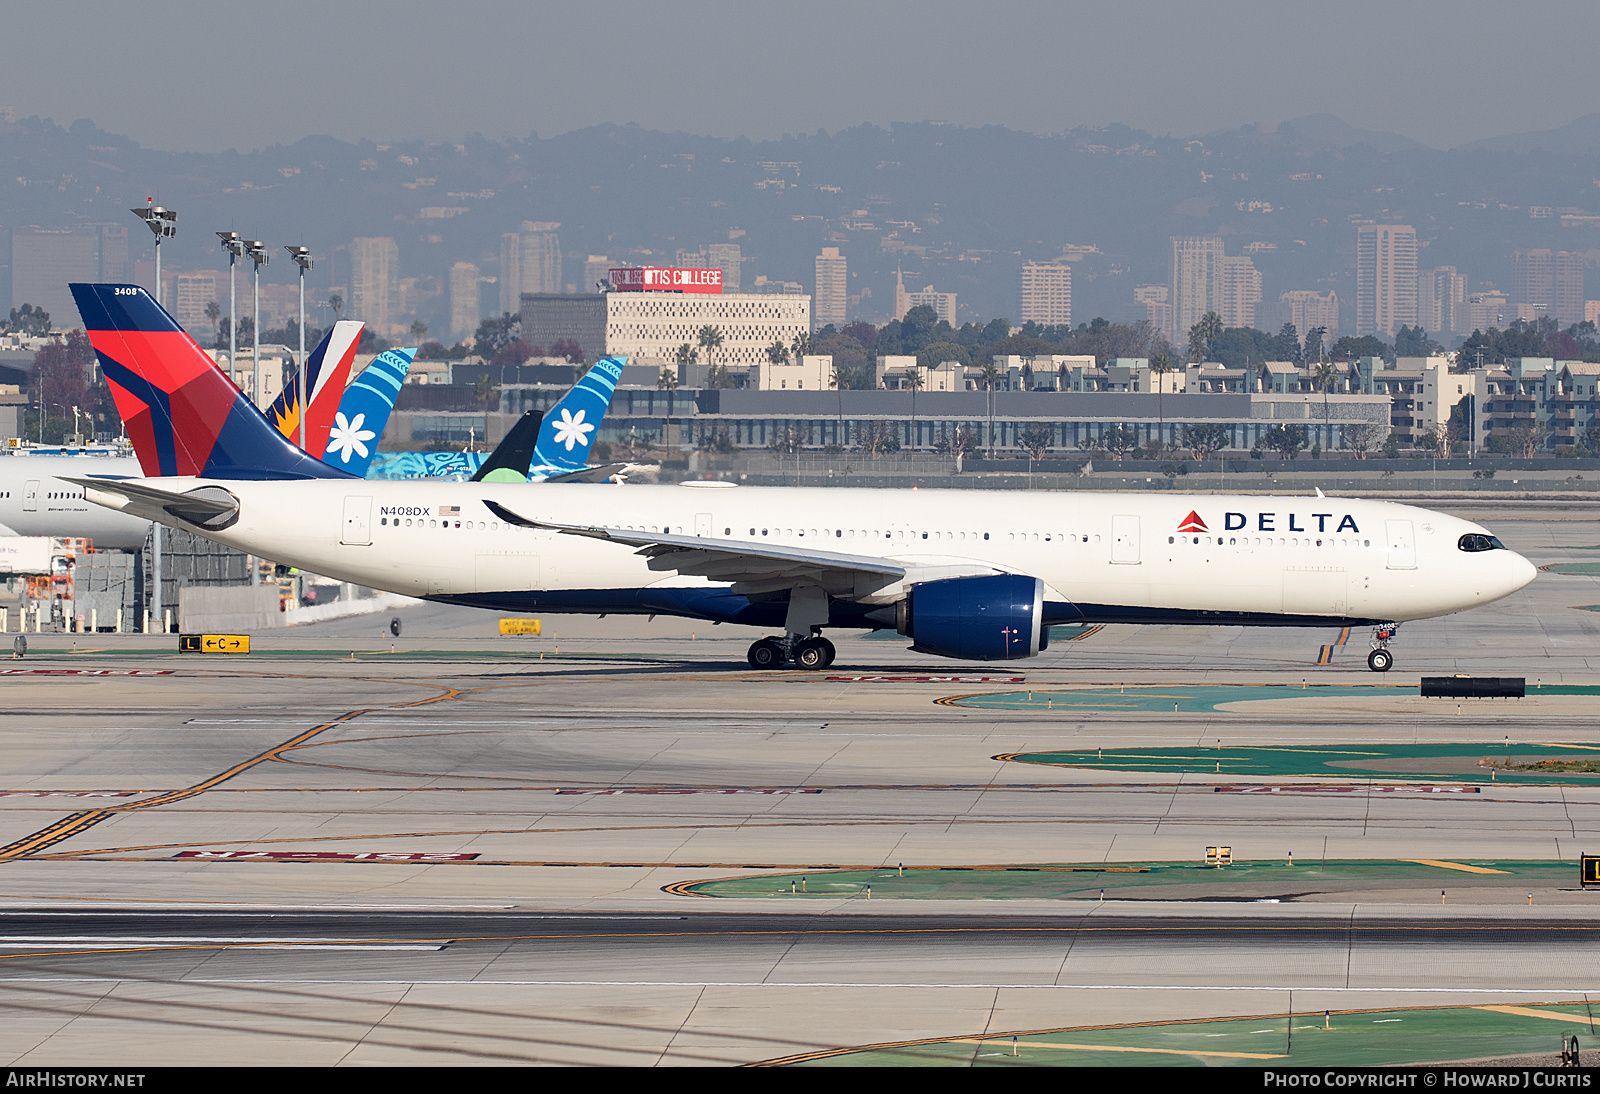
63,284,1535,671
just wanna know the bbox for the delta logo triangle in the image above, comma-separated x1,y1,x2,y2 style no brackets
1177,511,1208,533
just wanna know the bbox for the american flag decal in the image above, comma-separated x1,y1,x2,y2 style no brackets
440,505,460,516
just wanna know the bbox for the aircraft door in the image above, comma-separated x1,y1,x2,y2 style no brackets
1384,519,1416,570
341,495,373,545
1111,515,1141,564
22,480,38,512
695,512,712,537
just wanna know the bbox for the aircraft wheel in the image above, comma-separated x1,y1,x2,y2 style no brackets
1367,648,1393,673
793,638,830,671
817,637,836,668
747,638,785,669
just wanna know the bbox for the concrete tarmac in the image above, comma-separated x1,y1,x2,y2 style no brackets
3,501,1600,1065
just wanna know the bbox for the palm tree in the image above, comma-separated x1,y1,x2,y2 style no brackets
903,366,924,452
979,359,1004,456
327,292,344,323
766,340,789,366
831,364,852,444
409,319,428,343
1314,359,1338,451
697,325,725,387
1149,352,1177,455
790,330,815,370
1188,311,1221,363
204,300,221,343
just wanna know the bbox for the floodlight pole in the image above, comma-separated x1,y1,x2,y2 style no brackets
286,246,314,450
244,242,268,407
217,231,243,382
131,201,176,304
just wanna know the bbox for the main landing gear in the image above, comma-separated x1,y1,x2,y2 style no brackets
1367,623,1398,673
747,635,836,670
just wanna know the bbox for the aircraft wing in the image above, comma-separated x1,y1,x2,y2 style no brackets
483,499,906,592
536,462,636,483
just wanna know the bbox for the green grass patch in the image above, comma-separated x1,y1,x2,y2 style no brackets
1001,741,1600,783
782,1004,1600,1067
1543,562,1600,575
679,859,1573,901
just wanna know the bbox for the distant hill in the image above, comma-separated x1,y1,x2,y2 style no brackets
1270,114,1430,154
1,114,1598,339
1460,114,1600,154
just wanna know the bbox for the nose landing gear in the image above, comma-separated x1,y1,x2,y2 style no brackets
1367,624,1397,672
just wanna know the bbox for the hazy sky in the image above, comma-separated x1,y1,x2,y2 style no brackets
2,0,1595,153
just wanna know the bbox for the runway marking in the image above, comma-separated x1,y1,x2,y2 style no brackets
1401,859,1510,875
0,669,172,676
0,685,464,862
173,851,480,862
555,788,822,796
0,791,138,799
825,675,1026,683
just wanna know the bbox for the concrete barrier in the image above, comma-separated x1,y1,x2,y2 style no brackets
177,585,284,634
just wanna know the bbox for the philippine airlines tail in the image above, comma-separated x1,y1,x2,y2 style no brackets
266,320,364,453
71,284,354,480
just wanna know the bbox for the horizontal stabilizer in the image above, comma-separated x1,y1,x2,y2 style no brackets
63,476,240,531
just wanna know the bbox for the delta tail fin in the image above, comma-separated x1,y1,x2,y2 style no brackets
529,356,626,476
71,284,354,480
320,347,416,476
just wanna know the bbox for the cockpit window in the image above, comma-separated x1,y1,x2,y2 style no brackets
1458,534,1505,552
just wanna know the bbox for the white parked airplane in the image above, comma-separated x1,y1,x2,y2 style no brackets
64,283,1538,671
0,453,147,548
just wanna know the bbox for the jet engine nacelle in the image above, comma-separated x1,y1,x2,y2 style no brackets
896,573,1046,661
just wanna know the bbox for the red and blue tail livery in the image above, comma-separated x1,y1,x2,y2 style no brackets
71,284,352,480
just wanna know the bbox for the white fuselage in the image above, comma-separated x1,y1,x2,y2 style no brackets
84,478,1536,628
0,456,149,549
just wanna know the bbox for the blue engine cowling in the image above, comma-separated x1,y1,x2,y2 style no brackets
896,574,1046,660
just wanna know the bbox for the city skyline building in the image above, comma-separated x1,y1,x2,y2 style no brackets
1417,266,1468,336
1468,290,1509,332
1134,284,1172,339
10,225,127,325
1275,289,1340,344
605,291,811,373
500,221,561,315
1168,235,1224,344
906,284,956,325
1355,223,1418,337
814,247,848,328
1513,248,1584,326
170,270,220,335
583,255,612,293
1019,261,1071,326
1218,254,1261,330
448,261,480,342
349,236,399,336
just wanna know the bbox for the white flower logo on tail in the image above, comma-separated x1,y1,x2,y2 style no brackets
326,411,376,463
551,408,594,451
